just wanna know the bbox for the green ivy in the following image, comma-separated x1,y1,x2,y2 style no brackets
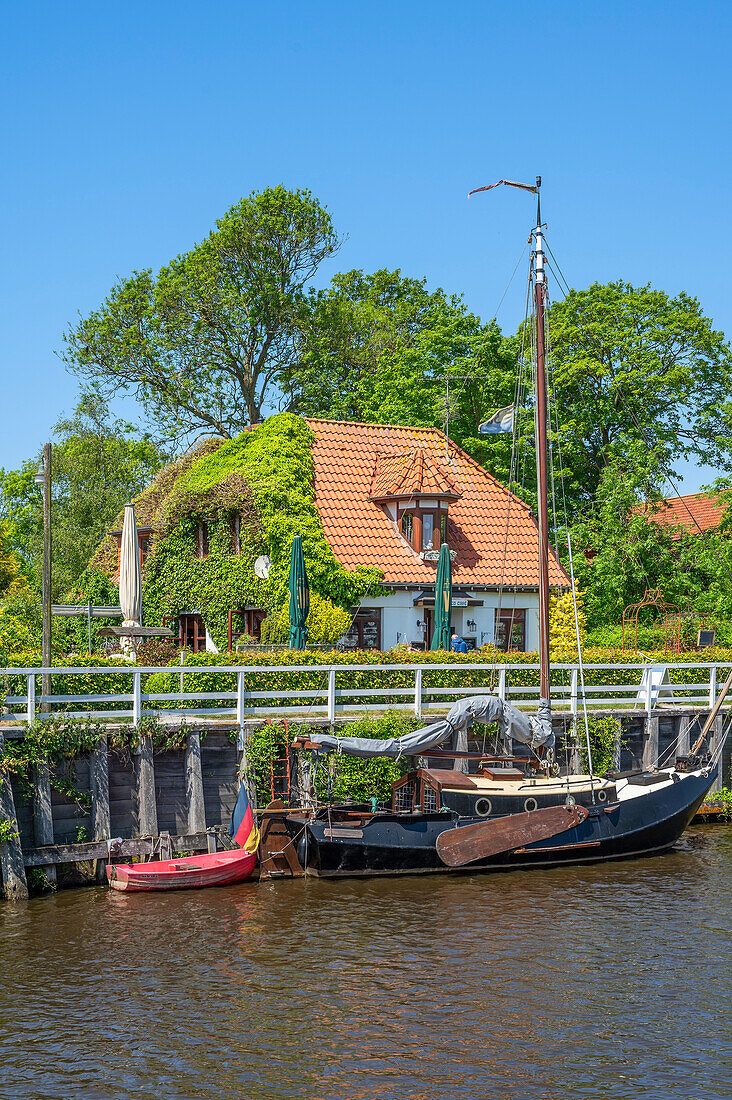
0,818,18,844
140,413,381,649
237,713,420,807
577,715,622,777
310,713,419,803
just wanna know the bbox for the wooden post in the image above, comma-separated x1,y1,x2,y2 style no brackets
26,673,35,726
570,668,578,718
414,667,423,719
236,671,246,751
90,733,111,884
132,670,142,726
644,664,653,715
709,665,718,709
676,715,691,758
0,733,28,900
32,761,56,886
238,724,257,813
327,668,336,725
643,715,659,771
135,734,158,836
41,442,52,716
185,730,207,834
711,714,724,793
498,668,506,702
569,719,582,773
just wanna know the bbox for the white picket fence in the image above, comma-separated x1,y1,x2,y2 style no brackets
1,661,729,725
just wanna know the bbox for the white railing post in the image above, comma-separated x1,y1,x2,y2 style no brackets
327,668,336,725
498,668,506,702
132,670,142,726
570,667,578,717
236,671,246,751
26,673,35,726
414,667,423,718
709,664,717,708
644,663,653,714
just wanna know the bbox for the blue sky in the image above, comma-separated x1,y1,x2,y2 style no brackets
1,0,730,491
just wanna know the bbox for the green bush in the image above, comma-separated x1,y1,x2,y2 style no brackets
260,592,352,645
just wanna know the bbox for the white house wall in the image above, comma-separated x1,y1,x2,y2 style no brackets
363,590,541,651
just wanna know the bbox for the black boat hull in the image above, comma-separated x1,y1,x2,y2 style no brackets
290,768,715,878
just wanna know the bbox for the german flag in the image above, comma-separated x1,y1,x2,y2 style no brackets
228,774,259,853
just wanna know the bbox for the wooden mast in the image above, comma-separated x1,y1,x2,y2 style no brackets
533,177,552,708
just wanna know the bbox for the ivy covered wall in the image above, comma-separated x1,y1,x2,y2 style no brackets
77,414,382,651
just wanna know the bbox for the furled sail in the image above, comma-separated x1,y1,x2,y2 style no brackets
304,695,554,759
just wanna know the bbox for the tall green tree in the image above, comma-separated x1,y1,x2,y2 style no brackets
63,186,341,444
567,442,718,626
546,281,732,512
0,394,164,598
282,268,517,471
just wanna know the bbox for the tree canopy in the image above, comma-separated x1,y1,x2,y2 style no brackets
63,186,341,445
546,281,732,510
0,394,164,598
282,267,518,478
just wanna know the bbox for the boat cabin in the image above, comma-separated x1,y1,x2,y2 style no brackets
390,766,616,817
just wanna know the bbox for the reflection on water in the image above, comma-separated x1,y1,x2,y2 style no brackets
1,828,731,1100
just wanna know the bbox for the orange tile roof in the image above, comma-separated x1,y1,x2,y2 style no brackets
369,448,461,501
307,419,569,588
643,491,726,537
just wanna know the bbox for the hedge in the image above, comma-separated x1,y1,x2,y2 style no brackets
2,646,731,717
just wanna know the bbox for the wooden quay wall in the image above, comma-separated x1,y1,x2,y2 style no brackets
0,706,729,900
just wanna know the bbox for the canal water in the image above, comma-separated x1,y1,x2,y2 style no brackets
1,828,731,1100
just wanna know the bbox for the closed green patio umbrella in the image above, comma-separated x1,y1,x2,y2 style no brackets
288,535,310,650
430,542,452,651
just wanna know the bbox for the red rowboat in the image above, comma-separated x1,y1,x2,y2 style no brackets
106,848,257,892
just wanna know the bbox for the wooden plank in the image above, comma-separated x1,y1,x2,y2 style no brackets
23,831,215,866
32,761,57,886
90,734,111,883
135,734,158,836
32,762,55,843
0,734,28,898
436,804,589,867
185,730,207,833
642,716,659,770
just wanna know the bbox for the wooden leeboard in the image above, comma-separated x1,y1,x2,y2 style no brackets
436,804,589,867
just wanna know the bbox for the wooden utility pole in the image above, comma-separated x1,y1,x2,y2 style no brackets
40,442,52,708
34,443,56,880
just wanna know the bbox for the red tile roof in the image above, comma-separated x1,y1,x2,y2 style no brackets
307,419,569,588
643,491,726,537
369,448,461,501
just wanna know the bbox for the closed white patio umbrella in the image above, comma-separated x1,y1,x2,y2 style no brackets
119,503,141,652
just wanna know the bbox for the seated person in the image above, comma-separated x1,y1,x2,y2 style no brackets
450,629,469,654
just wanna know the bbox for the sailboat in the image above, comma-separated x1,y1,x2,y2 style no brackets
274,179,726,878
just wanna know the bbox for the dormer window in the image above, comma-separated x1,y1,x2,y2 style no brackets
195,521,209,560
368,448,462,557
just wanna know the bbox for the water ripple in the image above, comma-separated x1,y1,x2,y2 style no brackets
1,827,731,1099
